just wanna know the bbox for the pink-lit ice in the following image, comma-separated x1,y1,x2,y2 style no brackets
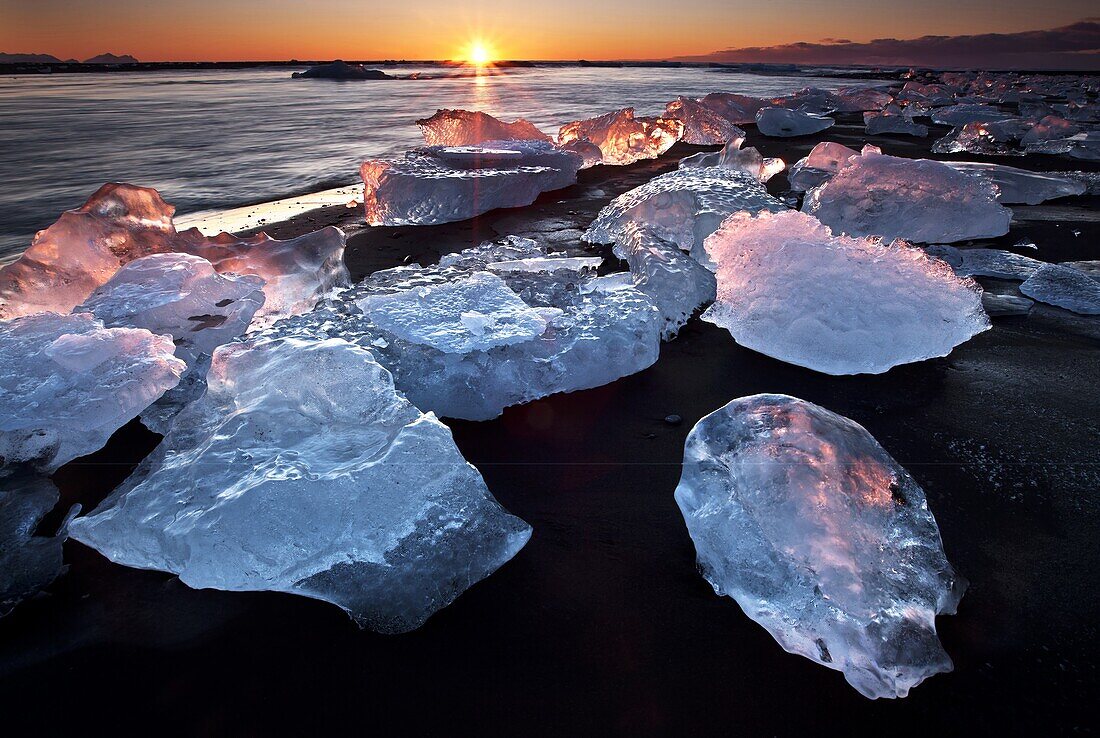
675,393,963,699
802,152,1011,243
755,107,834,137
558,108,683,166
787,142,880,192
702,210,990,375
416,109,551,146
664,97,745,145
678,137,785,183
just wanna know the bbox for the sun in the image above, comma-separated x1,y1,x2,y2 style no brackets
466,39,494,67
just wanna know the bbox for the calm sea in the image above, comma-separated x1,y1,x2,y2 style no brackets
0,65,875,260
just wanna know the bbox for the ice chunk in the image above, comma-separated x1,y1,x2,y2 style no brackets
932,119,1033,156
0,183,348,326
0,184,178,319
786,142,880,192
931,104,1010,126
702,211,990,375
265,238,662,420
291,60,391,80
361,143,581,226
832,86,894,112
771,87,839,115
0,313,184,471
803,152,1011,243
698,93,768,125
416,109,551,146
1020,115,1082,146
664,97,746,145
678,137,784,183
864,108,928,137
675,394,963,699
557,108,683,166
612,223,716,339
584,167,787,262
1061,260,1100,282
360,272,551,353
1019,263,1100,315
755,107,834,137
70,336,531,632
982,291,1033,316
1,470,70,616
924,245,1043,280
942,162,1086,204
79,253,265,363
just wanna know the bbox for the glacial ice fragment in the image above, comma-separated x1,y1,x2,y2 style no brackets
416,109,551,146
361,142,581,226
802,152,1011,243
932,119,1033,156
663,97,745,145
266,237,662,420
924,246,1043,281
675,394,963,699
558,108,683,166
678,137,784,183
1,470,70,616
702,211,990,375
698,93,768,125
931,104,1010,126
786,142,880,192
864,108,928,137
1019,263,1100,315
942,162,1086,204
69,336,532,633
0,313,184,471
755,107,834,137
583,167,787,262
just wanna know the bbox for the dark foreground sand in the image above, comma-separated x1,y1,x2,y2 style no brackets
2,115,1098,735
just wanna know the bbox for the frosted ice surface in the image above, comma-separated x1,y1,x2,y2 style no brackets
266,237,662,420
702,211,990,375
1,470,70,616
558,108,683,165
1020,263,1100,315
664,96,746,145
755,107,834,137
0,313,184,471
675,393,963,699
612,223,716,339
359,272,551,354
942,162,1086,204
416,109,551,146
70,336,531,633
802,152,1011,243
931,104,1010,126
924,246,1043,280
678,137,785,183
786,142,880,192
584,167,787,262
361,143,581,226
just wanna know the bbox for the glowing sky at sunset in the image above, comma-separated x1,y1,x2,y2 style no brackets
1,0,1096,61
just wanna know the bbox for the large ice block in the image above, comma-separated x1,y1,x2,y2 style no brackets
70,336,532,633
942,162,1086,204
678,137,785,183
416,109,551,146
1020,263,1100,315
675,394,964,699
0,313,184,471
558,108,683,166
702,211,990,375
663,97,745,145
802,152,1011,243
755,107,834,137
787,142,880,192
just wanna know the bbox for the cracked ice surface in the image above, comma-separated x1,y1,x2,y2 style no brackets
416,109,551,146
678,137,785,183
1,470,70,616
755,107,834,137
612,223,716,339
924,246,1043,281
803,152,1011,243
675,393,963,699
702,211,990,375
0,183,348,326
583,167,787,262
942,162,1087,204
1020,263,1100,315
361,143,581,226
787,142,880,193
70,336,532,633
557,108,683,166
0,313,184,471
266,237,662,420
663,97,745,145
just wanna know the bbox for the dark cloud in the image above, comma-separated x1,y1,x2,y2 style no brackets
678,20,1100,70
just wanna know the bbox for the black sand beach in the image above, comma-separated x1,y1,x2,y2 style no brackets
1,115,1098,735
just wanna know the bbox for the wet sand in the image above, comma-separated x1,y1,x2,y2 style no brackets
1,115,1099,735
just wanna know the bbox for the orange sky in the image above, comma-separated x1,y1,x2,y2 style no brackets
1,0,1094,61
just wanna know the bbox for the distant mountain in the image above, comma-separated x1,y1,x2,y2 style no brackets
0,53,64,63
84,53,139,64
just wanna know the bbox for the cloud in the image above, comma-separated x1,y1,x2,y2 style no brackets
677,20,1100,70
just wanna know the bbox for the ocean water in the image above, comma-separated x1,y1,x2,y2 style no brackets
0,65,875,260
